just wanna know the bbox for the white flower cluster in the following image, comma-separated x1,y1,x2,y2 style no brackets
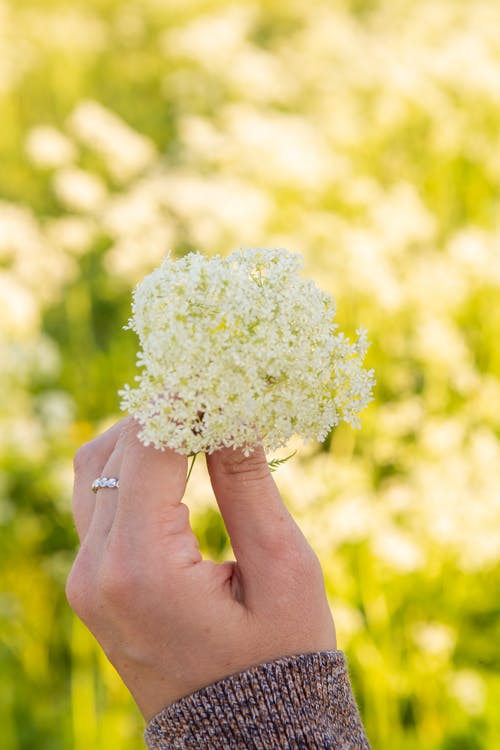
119,248,375,455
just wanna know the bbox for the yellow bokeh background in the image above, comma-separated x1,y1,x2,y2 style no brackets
1,1,500,748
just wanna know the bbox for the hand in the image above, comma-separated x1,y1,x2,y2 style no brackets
66,418,337,722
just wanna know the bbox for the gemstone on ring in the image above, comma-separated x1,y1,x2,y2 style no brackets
92,477,120,493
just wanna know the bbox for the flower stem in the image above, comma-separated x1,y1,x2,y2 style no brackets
185,452,198,489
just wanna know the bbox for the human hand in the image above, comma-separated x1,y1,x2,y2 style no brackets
66,418,337,722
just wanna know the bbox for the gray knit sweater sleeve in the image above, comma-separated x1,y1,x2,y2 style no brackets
144,651,371,749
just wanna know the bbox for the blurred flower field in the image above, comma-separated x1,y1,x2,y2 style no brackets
1,0,500,748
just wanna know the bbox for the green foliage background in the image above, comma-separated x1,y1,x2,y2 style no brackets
1,0,500,748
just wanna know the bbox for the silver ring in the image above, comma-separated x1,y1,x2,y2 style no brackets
92,477,120,493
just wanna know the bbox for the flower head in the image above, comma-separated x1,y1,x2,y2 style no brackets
119,248,374,454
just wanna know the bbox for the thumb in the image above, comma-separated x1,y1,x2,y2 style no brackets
206,446,308,578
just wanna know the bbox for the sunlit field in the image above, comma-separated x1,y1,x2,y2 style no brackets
1,1,500,748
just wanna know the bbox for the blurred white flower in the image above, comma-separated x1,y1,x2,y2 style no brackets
105,229,175,284
369,183,436,251
102,182,177,281
179,116,231,164
36,391,75,432
381,482,415,515
53,168,107,213
152,171,272,246
429,30,500,100
45,216,96,256
0,273,39,337
331,600,365,643
26,8,107,53
120,249,374,454
448,227,500,286
162,6,254,68
29,336,61,379
47,459,75,508
412,621,457,657
224,105,340,189
407,254,469,314
371,523,425,572
0,416,45,459
414,315,471,368
225,46,298,104
68,100,156,182
274,447,342,513
328,494,374,544
378,399,423,437
0,337,60,395
25,125,76,169
104,182,166,238
448,670,486,715
0,201,44,262
343,229,403,311
414,424,500,571
0,2,35,94
0,201,78,305
421,418,465,457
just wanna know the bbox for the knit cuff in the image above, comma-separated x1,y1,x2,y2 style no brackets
144,650,371,750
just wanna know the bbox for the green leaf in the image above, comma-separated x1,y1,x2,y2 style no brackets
267,450,297,472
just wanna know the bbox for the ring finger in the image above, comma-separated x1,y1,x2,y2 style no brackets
72,418,131,543
86,427,130,544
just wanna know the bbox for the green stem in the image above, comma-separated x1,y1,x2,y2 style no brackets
185,452,198,489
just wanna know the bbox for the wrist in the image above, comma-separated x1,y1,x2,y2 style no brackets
144,651,370,750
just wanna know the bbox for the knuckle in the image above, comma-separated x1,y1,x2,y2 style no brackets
272,538,323,583
65,568,80,611
293,543,323,577
73,441,96,475
98,547,138,606
65,553,94,619
301,546,325,584
269,545,327,616
119,419,141,450
261,533,294,563
218,447,270,482
160,502,191,536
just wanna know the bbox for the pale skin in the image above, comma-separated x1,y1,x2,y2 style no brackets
66,418,337,722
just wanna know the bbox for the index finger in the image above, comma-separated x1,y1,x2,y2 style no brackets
112,422,194,552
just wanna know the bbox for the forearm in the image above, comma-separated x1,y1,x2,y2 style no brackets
145,651,371,750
